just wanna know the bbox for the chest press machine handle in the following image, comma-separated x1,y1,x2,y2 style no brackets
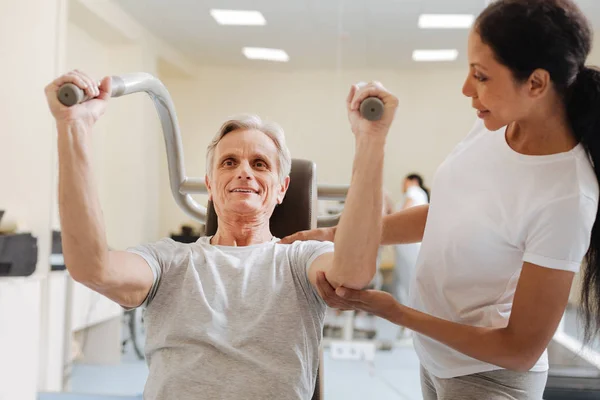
57,73,355,226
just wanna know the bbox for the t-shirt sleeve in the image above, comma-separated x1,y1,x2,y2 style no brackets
126,238,177,309
523,194,598,273
289,240,335,308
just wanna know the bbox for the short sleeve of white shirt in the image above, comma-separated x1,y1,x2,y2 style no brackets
523,194,597,272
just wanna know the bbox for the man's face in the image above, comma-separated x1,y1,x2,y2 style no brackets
206,128,289,220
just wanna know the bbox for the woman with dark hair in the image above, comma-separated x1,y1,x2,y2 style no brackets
404,173,430,204
283,0,600,398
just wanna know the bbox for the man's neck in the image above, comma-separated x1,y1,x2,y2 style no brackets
211,221,273,246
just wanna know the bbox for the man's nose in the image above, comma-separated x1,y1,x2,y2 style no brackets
236,162,253,180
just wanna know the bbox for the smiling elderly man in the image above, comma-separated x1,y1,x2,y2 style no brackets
45,69,398,399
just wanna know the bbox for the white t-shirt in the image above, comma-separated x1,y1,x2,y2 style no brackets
398,186,429,211
411,119,599,379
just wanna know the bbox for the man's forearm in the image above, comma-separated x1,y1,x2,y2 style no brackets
329,137,385,289
381,204,429,245
57,120,108,283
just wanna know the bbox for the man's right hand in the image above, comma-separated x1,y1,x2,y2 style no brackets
347,81,398,140
45,70,111,126
279,226,336,244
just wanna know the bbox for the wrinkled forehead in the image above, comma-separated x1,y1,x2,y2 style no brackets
214,128,279,161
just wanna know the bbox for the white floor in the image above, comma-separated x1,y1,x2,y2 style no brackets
323,345,422,399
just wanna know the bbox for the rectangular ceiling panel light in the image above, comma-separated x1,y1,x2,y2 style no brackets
243,47,289,62
210,9,266,26
412,49,459,62
418,14,474,29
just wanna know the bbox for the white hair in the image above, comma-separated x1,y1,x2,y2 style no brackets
205,114,292,183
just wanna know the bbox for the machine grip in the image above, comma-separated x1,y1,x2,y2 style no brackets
360,97,384,121
57,83,85,107
57,76,125,107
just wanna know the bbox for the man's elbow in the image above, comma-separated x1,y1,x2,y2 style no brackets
329,263,377,290
69,266,94,285
68,263,109,291
64,250,108,286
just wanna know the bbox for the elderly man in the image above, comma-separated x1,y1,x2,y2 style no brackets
45,70,398,399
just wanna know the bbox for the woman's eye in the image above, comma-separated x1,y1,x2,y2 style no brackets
474,74,488,82
255,160,267,169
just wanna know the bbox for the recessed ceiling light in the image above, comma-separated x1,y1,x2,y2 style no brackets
210,9,266,26
418,14,474,29
243,47,289,62
412,49,459,62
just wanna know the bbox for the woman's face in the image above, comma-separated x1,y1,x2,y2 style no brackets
462,30,537,131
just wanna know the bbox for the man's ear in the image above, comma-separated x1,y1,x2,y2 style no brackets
205,175,212,201
277,176,291,205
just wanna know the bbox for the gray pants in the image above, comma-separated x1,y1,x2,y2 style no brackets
421,366,548,400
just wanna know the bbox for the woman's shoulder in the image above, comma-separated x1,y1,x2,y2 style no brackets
573,150,600,203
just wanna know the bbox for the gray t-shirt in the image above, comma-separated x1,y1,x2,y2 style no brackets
127,236,334,400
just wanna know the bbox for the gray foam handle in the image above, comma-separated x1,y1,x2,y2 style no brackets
57,76,125,107
57,83,85,107
360,97,384,121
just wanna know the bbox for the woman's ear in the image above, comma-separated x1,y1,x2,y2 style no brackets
528,68,551,98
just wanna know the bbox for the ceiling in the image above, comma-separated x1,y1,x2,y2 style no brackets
117,0,600,70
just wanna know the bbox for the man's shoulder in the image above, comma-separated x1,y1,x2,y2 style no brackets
154,237,193,251
127,237,203,265
279,240,334,262
278,239,334,250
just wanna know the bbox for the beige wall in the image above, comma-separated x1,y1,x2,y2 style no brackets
0,0,66,398
159,66,475,235
63,23,164,249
